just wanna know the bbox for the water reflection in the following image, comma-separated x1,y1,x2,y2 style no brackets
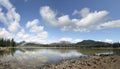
0,48,16,57
0,47,120,67
112,49,120,55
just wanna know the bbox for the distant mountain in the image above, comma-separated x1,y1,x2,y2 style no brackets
59,41,72,44
24,43,40,46
76,40,111,48
17,40,120,48
17,41,26,46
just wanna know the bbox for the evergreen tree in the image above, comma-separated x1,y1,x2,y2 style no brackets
0,38,16,47
11,38,16,47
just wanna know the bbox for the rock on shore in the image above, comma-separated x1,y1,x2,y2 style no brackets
42,55,120,69
0,55,120,69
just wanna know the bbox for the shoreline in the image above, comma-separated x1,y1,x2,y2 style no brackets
0,55,119,69
42,55,120,69
0,46,120,49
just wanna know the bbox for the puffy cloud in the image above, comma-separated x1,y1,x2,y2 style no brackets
0,0,12,10
0,0,48,43
43,37,82,44
59,37,82,43
104,39,113,43
0,0,21,32
0,28,13,39
26,19,44,33
77,11,108,27
8,22,20,32
16,29,27,39
99,20,120,29
59,37,72,42
17,28,48,43
26,19,39,28
36,31,48,39
52,37,82,43
15,19,48,43
74,39,83,43
40,6,57,26
30,25,44,33
73,8,90,17
80,8,90,17
40,6,120,32
0,8,8,24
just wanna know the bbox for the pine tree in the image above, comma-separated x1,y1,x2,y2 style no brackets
0,38,16,47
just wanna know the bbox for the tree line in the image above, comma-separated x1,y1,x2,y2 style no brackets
0,38,16,47
76,40,120,48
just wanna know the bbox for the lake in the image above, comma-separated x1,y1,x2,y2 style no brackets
0,47,120,68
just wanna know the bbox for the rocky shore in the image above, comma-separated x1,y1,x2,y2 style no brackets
42,55,120,69
0,55,120,69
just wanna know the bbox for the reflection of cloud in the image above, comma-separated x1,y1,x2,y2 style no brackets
97,52,113,56
15,49,82,62
13,51,48,65
15,51,48,62
60,51,82,57
0,49,82,66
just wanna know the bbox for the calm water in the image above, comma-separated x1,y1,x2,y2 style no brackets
0,47,120,67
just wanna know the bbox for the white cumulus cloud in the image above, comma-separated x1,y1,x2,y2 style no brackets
40,6,120,32
99,20,120,29
15,19,48,43
0,0,21,32
73,8,90,17
104,39,113,43
0,0,12,10
17,28,48,43
0,28,13,39
8,22,20,32
0,0,49,43
26,19,39,28
49,37,82,43
26,19,44,33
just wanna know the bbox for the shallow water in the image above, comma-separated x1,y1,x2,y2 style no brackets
0,47,120,67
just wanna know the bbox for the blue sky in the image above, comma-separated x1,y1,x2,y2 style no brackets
0,0,120,43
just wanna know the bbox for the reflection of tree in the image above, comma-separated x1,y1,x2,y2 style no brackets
0,48,16,57
76,48,120,55
112,49,120,55
75,48,113,55
17,48,113,55
12,48,120,56
18,48,74,53
50,48,74,53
